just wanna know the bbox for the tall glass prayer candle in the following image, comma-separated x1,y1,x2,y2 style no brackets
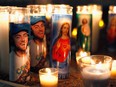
0,6,9,74
76,5,92,53
9,7,31,83
27,5,47,73
88,4,103,53
50,5,72,79
107,6,116,52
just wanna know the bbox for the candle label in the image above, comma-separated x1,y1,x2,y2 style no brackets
9,23,31,83
50,14,72,79
76,13,92,52
107,13,116,52
29,16,47,73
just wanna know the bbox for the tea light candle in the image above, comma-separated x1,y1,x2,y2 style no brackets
111,60,116,78
39,68,58,87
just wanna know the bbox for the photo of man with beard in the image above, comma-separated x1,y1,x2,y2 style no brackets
29,18,47,73
9,23,30,83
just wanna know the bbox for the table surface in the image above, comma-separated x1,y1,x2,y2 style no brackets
0,59,116,87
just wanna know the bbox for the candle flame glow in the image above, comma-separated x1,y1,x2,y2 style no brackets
46,68,51,75
80,51,88,57
96,62,102,69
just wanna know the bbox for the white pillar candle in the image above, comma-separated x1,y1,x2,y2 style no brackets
39,68,58,87
89,5,103,53
0,7,9,74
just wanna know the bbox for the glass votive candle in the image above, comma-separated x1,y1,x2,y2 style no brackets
78,55,112,87
76,50,90,64
39,68,58,87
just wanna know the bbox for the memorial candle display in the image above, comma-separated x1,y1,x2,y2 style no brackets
78,55,112,87
39,68,58,87
50,5,72,79
0,7,9,74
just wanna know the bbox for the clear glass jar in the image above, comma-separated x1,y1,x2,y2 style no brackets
77,5,90,14
9,7,30,23
53,4,72,14
27,5,46,16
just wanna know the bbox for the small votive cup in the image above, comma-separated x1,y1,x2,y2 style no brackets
39,68,58,87
78,55,112,87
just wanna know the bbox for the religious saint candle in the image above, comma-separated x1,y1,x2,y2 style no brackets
39,68,58,87
50,5,73,79
76,5,92,52
107,6,116,52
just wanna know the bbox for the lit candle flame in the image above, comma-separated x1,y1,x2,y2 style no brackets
46,68,51,75
80,51,88,57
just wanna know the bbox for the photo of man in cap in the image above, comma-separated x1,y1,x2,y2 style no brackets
29,17,47,73
9,23,31,83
